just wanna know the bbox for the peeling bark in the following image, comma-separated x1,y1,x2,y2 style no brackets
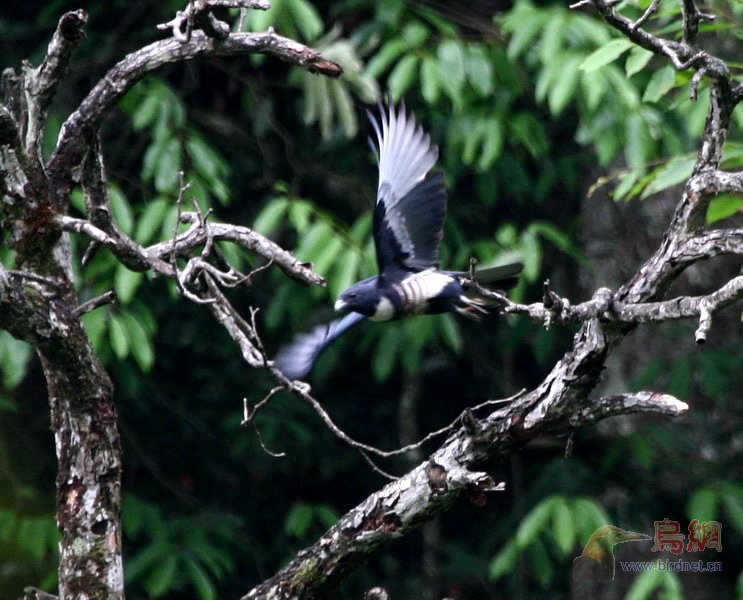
0,2,341,597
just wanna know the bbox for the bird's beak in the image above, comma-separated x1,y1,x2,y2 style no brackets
334,298,348,312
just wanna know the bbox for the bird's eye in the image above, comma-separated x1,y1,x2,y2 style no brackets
348,292,357,299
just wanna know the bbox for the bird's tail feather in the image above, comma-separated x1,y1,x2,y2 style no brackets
450,262,523,290
472,262,523,287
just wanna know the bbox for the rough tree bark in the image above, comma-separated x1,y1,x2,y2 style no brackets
0,3,340,599
240,0,743,597
1,0,742,598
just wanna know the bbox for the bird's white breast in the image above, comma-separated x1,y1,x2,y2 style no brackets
395,270,452,312
370,295,395,322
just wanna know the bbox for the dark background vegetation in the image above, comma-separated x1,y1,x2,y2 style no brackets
1,0,742,598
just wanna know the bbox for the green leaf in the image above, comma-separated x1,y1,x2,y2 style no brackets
253,198,289,235
721,489,743,534
515,497,557,549
122,312,155,372
330,250,361,299
687,488,718,522
186,137,224,183
625,46,654,77
155,138,182,193
109,314,130,359
401,21,428,47
109,185,134,234
552,498,576,555
115,265,144,305
284,503,314,538
388,54,420,101
706,195,743,224
367,38,407,78
548,55,581,115
288,200,313,234
538,11,566,66
372,328,398,381
248,0,280,32
314,504,339,528
624,113,652,170
145,554,178,597
184,558,217,600
135,198,170,244
437,39,466,104
580,38,634,72
125,541,172,582
286,0,323,41
466,45,494,97
81,307,108,352
528,538,554,589
510,113,548,158
625,569,663,600
641,157,694,198
0,331,32,389
132,95,161,131
643,65,676,103
606,67,641,108
316,77,333,139
581,70,607,111
571,498,611,541
294,221,332,263
420,57,441,104
489,538,519,581
477,118,503,170
312,231,344,276
438,313,463,353
330,79,357,138
519,230,542,281
503,7,548,59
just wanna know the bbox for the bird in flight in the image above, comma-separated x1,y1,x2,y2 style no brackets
275,104,522,380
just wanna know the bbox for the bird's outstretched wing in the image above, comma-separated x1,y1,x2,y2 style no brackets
369,104,446,273
274,312,365,380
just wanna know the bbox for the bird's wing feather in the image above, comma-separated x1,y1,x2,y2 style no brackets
274,312,365,380
447,262,524,288
369,104,446,272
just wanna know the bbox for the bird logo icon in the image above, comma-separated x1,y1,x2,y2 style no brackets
572,525,652,582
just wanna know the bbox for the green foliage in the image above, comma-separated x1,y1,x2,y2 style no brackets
244,0,323,43
0,331,32,392
121,77,231,203
0,504,58,595
4,0,743,598
123,496,244,600
297,31,379,139
284,502,339,540
625,569,683,600
687,482,743,536
490,495,611,588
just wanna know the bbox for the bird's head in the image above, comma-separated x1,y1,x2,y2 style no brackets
334,277,380,317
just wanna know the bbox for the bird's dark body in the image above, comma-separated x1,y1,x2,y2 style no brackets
369,269,465,322
274,104,523,380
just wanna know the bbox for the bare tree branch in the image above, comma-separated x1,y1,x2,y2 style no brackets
239,0,743,595
0,2,344,596
48,29,342,194
241,386,686,599
157,0,271,41
22,10,88,156
465,274,743,345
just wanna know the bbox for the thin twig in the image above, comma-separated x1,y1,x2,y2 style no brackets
72,291,116,316
359,450,398,481
630,0,662,31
